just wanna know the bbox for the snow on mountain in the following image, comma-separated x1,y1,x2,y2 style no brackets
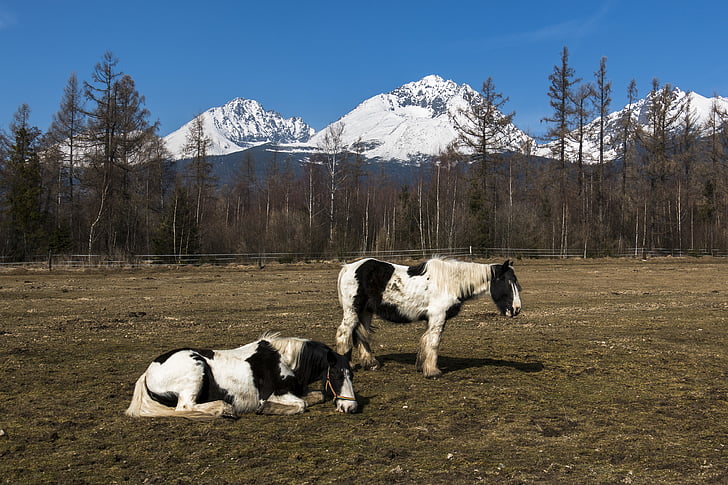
535,88,728,162
309,75,531,163
163,98,314,159
163,78,727,168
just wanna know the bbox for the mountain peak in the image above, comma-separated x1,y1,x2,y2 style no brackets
163,98,314,159
308,75,528,163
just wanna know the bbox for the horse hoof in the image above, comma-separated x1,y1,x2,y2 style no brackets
423,369,442,379
363,361,380,371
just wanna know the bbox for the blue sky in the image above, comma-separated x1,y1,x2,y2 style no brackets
1,0,726,138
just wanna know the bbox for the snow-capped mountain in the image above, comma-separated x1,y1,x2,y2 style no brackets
163,98,314,159
163,77,728,168
535,88,728,162
309,75,531,163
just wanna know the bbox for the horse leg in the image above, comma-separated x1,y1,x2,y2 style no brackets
258,393,306,415
174,393,237,419
416,316,445,378
335,306,359,358
355,311,380,370
302,390,325,407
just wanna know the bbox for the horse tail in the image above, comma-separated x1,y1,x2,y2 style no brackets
125,372,149,417
126,370,239,420
125,371,188,419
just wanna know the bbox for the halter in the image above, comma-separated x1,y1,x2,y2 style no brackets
325,367,357,402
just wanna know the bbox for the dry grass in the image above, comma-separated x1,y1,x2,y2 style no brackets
1,258,727,484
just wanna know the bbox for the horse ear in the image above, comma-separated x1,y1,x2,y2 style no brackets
501,260,511,271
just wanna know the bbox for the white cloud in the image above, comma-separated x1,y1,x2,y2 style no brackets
486,3,614,49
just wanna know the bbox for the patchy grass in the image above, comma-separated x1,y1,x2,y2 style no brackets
0,258,727,484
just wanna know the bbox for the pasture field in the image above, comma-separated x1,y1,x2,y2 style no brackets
0,258,727,484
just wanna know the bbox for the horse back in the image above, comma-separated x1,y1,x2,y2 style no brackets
341,258,431,322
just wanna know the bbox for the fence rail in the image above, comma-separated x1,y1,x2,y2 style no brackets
1,246,727,269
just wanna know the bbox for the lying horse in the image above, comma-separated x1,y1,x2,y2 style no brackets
126,332,357,419
336,258,521,378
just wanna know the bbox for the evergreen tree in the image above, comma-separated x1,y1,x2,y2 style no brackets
454,77,515,247
2,105,45,260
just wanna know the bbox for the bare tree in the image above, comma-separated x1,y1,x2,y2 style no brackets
49,73,86,242
543,46,580,255
704,94,728,247
572,82,595,257
613,79,639,251
82,52,155,256
182,113,214,234
318,121,346,245
636,79,686,249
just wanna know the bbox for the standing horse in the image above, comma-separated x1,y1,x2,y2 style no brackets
335,258,521,378
125,333,357,419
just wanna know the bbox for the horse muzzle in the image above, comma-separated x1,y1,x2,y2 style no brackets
335,397,358,414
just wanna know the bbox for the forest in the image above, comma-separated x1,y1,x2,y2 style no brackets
1,48,727,263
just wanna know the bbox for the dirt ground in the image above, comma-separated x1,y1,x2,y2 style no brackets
0,258,726,484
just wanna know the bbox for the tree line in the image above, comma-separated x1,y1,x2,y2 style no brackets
1,49,727,263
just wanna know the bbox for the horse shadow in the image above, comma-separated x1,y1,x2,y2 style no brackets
377,353,545,374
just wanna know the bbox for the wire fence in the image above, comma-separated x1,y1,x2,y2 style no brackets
1,246,727,269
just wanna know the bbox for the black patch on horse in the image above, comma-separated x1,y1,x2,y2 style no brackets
153,347,214,364
145,382,179,407
247,340,299,400
407,261,428,277
353,259,395,315
152,348,184,364
445,302,462,319
375,302,421,323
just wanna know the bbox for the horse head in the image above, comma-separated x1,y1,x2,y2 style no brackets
490,260,522,317
324,350,358,413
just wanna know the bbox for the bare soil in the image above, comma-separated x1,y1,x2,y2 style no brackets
1,258,726,484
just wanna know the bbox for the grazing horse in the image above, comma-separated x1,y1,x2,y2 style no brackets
125,333,357,419
335,258,521,378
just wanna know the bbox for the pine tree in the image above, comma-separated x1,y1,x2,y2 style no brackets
2,105,45,260
454,77,514,247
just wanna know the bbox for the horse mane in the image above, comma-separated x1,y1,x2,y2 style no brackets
260,332,329,384
423,258,493,300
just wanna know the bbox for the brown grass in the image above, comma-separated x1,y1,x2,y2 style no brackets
1,258,727,484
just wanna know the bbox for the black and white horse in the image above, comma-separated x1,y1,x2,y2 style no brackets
335,258,521,378
126,333,357,419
